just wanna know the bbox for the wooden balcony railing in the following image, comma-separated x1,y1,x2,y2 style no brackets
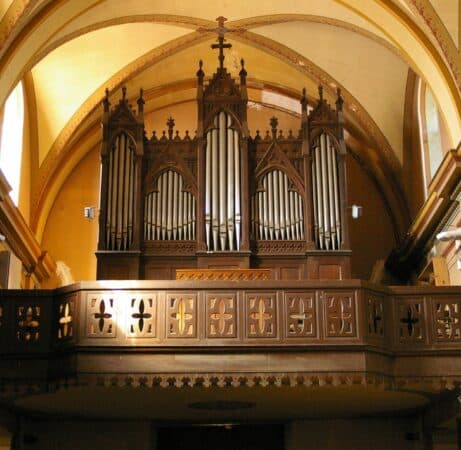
1,280,461,355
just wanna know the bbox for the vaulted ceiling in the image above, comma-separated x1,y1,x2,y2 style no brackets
0,0,460,244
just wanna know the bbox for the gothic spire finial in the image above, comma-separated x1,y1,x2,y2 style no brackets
103,88,110,112
239,59,247,77
270,116,278,139
211,17,232,69
137,88,144,114
336,87,344,111
122,86,127,101
196,59,205,83
167,116,175,140
318,85,323,102
301,87,308,111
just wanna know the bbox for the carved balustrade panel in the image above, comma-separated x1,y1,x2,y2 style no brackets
57,294,75,341
432,297,461,342
17,304,41,343
366,294,384,340
323,291,357,338
396,297,425,344
167,293,197,338
86,294,116,338
206,293,237,338
285,292,317,338
246,293,277,338
127,294,157,338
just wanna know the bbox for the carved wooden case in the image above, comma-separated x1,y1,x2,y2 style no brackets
96,42,350,280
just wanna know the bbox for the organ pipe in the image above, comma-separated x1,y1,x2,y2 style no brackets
205,136,211,249
144,170,196,241
251,169,304,241
105,133,135,251
204,111,242,251
311,132,341,250
219,111,227,250
211,124,219,250
227,114,235,250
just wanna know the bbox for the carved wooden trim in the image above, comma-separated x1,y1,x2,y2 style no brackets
252,240,306,254
143,241,197,256
176,269,271,281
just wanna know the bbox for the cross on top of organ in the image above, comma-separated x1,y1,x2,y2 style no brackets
96,22,350,281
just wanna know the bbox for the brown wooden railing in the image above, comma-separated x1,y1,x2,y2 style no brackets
1,280,461,355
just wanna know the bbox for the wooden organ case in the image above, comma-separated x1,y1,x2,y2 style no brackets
96,39,351,280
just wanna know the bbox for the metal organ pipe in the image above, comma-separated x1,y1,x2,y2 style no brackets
311,133,341,250
211,122,219,250
252,170,304,241
204,111,241,251
205,136,211,249
331,141,341,249
263,176,269,240
143,170,195,241
234,129,241,250
105,133,135,251
227,114,235,250
219,111,227,250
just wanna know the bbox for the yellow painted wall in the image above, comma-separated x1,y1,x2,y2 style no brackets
41,146,99,282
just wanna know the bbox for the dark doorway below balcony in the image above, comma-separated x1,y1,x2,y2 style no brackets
157,424,284,450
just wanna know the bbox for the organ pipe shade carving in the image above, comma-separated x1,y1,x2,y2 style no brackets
205,111,241,251
144,170,196,240
311,133,341,250
252,170,304,240
105,132,135,250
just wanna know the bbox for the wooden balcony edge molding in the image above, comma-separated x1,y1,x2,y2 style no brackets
386,142,461,281
0,169,56,284
0,371,459,400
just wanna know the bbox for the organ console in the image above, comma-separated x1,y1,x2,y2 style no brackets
96,34,351,280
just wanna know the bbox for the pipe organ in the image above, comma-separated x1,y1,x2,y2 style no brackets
96,37,351,281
